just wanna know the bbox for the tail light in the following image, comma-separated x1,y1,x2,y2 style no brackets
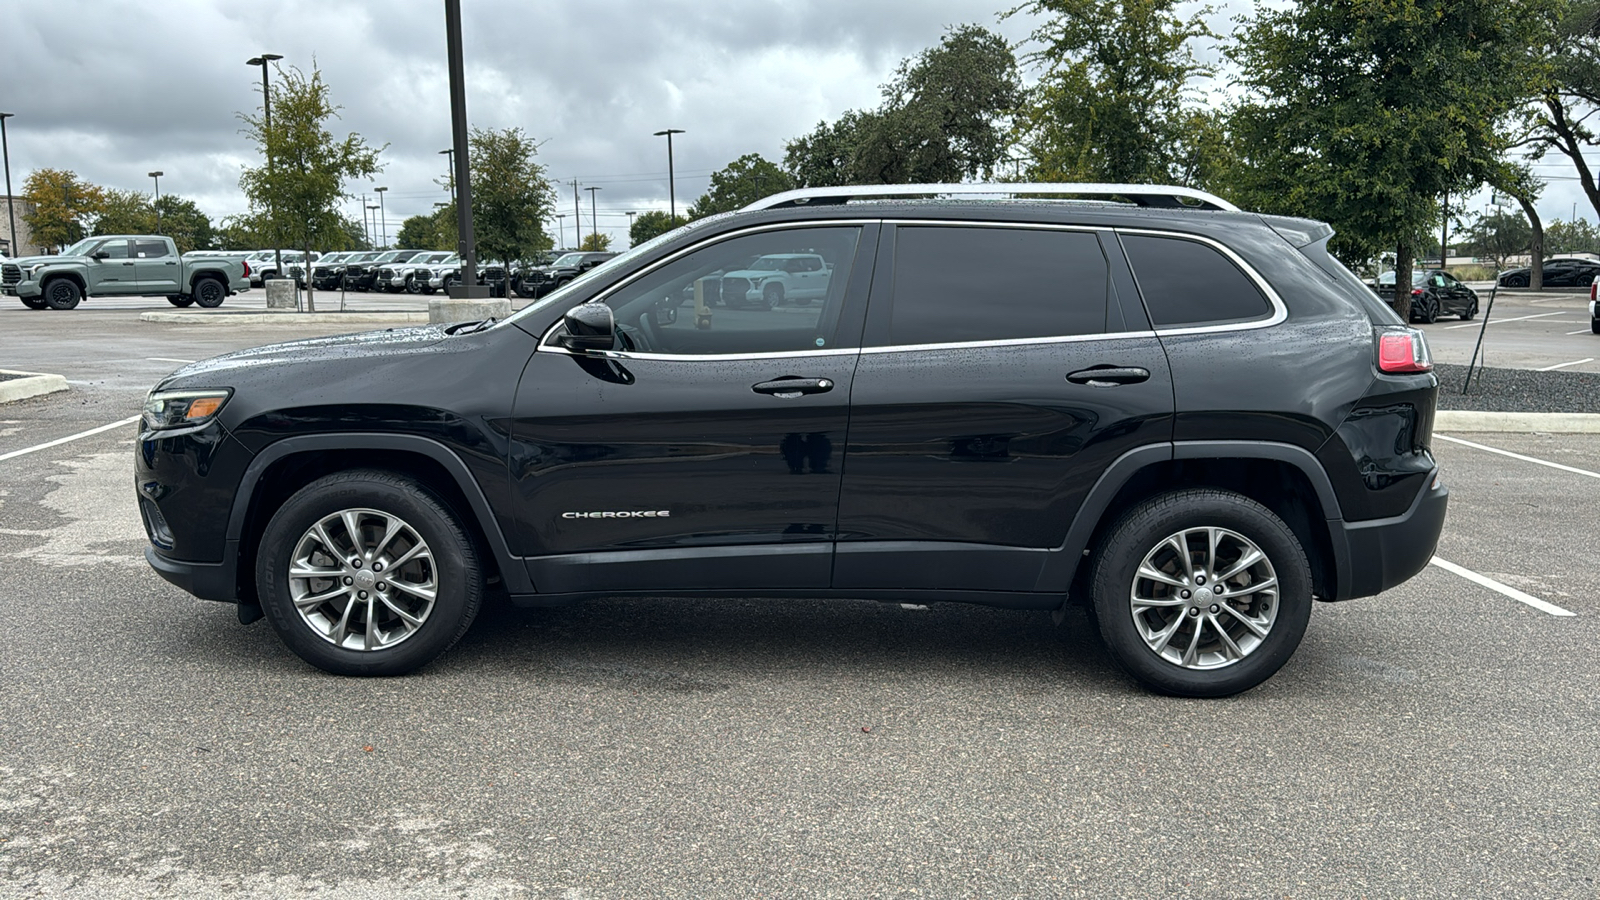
1411,288,1423,297
1591,282,1596,303
242,261,251,277
1377,328,1432,374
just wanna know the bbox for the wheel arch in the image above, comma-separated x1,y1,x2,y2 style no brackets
188,269,226,291
1039,442,1348,603
227,433,530,604
40,270,88,294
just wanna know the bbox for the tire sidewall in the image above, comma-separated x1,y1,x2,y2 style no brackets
45,278,82,310
1090,490,1313,697
255,473,481,676
193,277,225,308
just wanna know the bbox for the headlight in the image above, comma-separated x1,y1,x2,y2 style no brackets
143,389,232,430
28,263,48,276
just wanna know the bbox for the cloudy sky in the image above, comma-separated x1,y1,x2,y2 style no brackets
1,0,1591,250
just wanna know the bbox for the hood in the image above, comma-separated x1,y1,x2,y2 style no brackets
724,266,784,278
7,255,88,267
158,326,448,391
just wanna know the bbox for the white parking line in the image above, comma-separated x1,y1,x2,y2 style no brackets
0,415,141,463
1434,434,1600,479
1535,358,1596,371
1445,311,1565,330
146,357,196,364
1429,557,1576,617
1566,329,1594,335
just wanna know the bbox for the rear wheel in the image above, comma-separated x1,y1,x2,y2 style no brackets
1413,297,1438,324
1592,317,1600,335
167,295,194,307
192,276,226,308
255,470,484,676
43,278,82,310
1089,489,1313,697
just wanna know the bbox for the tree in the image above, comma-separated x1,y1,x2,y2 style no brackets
1227,0,1556,319
1010,0,1216,184
784,25,1021,186
154,196,214,252
21,168,104,251
687,154,794,219
238,62,382,310
1545,217,1600,253
629,210,685,245
468,126,555,265
395,213,441,250
94,188,158,236
1464,209,1534,269
1518,2,1600,225
579,232,612,251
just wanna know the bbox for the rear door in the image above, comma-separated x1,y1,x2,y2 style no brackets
833,222,1175,593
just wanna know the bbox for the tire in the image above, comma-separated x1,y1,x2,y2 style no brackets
192,277,226,308
255,469,484,676
43,278,82,310
1418,297,1439,324
405,275,421,294
20,296,47,310
1507,275,1529,288
1591,317,1600,335
1088,489,1313,698
1581,274,1594,287
167,295,195,307
762,283,783,309
1459,299,1477,321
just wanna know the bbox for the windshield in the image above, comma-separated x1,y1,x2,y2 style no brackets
60,238,99,257
375,251,404,263
552,253,587,267
744,256,791,271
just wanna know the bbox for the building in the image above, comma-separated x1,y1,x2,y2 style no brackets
0,195,37,256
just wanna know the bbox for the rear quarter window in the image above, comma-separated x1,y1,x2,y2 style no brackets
1119,233,1272,329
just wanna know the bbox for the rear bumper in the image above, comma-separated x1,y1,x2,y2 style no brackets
1330,468,1449,601
146,544,239,604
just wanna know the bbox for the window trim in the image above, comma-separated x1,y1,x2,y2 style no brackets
537,220,870,362
1115,227,1288,335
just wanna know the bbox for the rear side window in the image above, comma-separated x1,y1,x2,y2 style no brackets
888,226,1108,345
1120,234,1271,328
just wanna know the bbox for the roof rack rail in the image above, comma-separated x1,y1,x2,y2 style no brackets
742,182,1239,212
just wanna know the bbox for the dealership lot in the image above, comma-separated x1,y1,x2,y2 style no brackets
2,307,1598,897
1421,285,1598,373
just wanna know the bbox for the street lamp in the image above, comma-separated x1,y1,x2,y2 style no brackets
555,213,566,250
247,53,284,277
626,210,637,247
438,149,456,205
585,186,601,249
653,128,685,222
0,113,16,257
148,171,163,230
374,186,388,249
367,204,380,251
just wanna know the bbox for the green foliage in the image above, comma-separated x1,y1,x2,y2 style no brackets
215,213,267,250
1463,209,1535,268
1544,217,1600,253
1010,0,1216,184
687,154,795,219
238,63,383,261
395,213,442,250
784,25,1021,186
21,168,104,251
153,196,216,253
94,188,158,236
1521,1,1600,222
1225,0,1557,315
579,232,612,252
629,210,686,245
467,126,555,267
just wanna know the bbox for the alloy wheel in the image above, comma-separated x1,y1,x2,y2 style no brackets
287,508,438,651
1128,526,1279,670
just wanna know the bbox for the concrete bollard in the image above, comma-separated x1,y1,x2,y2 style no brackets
428,297,512,325
264,279,300,310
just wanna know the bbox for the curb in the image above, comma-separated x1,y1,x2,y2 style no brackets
1435,411,1600,433
0,370,69,404
139,311,432,326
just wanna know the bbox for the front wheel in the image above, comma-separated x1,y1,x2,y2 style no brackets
168,295,194,308
255,470,484,676
1089,489,1313,697
761,283,783,309
44,278,82,310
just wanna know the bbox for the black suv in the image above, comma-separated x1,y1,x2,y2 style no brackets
515,251,618,299
137,184,1448,697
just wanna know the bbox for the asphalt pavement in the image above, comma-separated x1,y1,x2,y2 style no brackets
1,299,1598,898
1421,285,1598,374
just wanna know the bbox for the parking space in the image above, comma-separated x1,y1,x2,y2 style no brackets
2,315,1598,897
1420,286,1598,373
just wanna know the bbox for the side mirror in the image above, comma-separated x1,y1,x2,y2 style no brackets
92,250,110,260
558,302,615,352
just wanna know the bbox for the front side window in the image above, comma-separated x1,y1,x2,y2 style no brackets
1120,233,1272,329
886,226,1110,345
595,226,862,356
95,240,131,260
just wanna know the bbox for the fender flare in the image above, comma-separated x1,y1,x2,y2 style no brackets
1033,440,1348,595
225,432,532,594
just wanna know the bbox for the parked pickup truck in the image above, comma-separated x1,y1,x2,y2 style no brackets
1,235,252,310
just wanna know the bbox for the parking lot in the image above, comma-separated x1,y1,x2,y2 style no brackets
2,300,1598,897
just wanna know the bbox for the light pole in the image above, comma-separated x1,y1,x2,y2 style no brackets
148,171,163,231
1,113,16,256
585,186,601,249
360,193,370,247
247,53,284,276
653,128,685,222
626,210,636,246
374,186,388,248
555,213,566,250
439,149,456,205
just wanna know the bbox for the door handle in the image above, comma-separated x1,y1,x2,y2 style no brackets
753,377,834,397
1066,366,1151,387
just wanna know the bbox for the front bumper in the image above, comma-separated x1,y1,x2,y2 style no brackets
1331,468,1450,601
3,279,42,298
146,544,240,603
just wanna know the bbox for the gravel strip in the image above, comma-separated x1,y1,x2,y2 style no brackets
0,372,26,383
1435,362,1600,413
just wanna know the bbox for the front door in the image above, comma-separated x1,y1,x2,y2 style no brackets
833,223,1175,593
133,238,180,294
90,239,137,294
508,223,877,594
